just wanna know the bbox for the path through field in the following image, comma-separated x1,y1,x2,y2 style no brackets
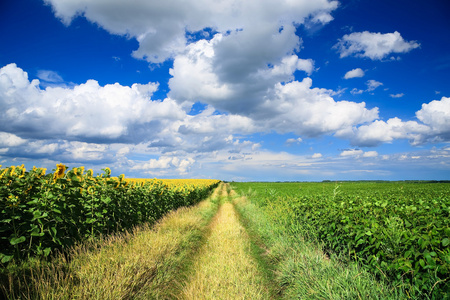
3,182,276,299
180,183,271,299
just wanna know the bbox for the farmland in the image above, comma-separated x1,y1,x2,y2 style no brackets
1,164,449,298
231,181,450,298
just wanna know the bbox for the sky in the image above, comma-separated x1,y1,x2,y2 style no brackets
0,0,449,181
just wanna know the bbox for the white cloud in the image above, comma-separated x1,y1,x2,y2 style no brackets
41,0,387,150
346,118,430,147
168,34,379,138
0,64,185,142
26,141,59,155
63,141,110,161
0,132,26,147
340,149,363,157
342,97,450,147
335,31,420,60
37,70,63,83
131,156,195,175
312,153,322,158
344,68,365,79
363,151,378,157
416,96,450,139
168,32,312,112
366,80,383,91
44,0,338,64
350,88,364,95
286,137,303,144
390,93,404,98
259,79,379,137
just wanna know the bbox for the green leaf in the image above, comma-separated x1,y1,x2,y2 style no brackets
49,226,57,237
10,236,26,245
1,254,13,263
356,239,365,246
419,259,425,268
43,247,51,257
442,238,450,247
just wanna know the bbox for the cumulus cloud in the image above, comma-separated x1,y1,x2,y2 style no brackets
169,36,380,135
0,63,185,142
168,33,315,112
0,132,26,147
340,149,363,157
44,0,338,64
344,68,364,79
334,31,420,60
363,151,378,157
343,97,450,147
258,79,379,137
416,96,450,140
312,153,322,158
167,34,379,138
346,118,430,147
131,156,195,175
42,0,380,147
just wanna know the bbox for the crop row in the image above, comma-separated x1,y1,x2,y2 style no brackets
0,164,219,263
232,182,450,298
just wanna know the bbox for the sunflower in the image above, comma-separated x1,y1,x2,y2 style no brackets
78,166,85,176
104,167,111,177
54,163,66,180
87,186,95,194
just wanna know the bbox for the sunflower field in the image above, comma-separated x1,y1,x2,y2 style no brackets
0,164,220,263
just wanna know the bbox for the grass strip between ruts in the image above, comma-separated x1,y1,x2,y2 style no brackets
180,184,271,299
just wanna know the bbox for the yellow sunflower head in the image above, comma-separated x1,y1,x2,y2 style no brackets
54,163,66,179
78,166,85,176
87,186,95,194
104,167,111,176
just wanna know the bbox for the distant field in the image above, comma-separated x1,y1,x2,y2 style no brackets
231,181,450,298
126,178,220,189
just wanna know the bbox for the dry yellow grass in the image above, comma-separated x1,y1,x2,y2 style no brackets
180,189,270,300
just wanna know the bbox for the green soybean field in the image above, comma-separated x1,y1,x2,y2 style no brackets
231,181,450,299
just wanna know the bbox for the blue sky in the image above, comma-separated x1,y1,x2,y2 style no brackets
1,0,449,181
